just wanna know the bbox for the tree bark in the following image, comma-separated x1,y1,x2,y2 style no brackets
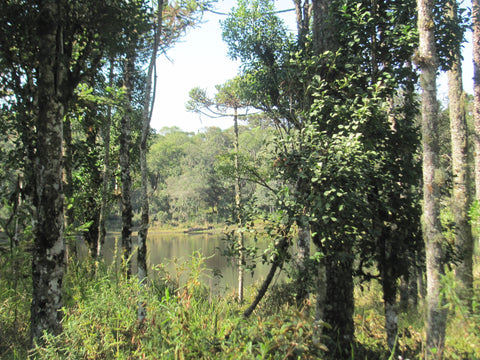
448,0,474,307
120,53,135,276
312,0,337,55
381,246,398,351
474,0,480,202
323,251,354,356
311,223,354,357
63,114,75,262
31,0,66,343
295,215,310,306
312,1,355,351
417,0,447,356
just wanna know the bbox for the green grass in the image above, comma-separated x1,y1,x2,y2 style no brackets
1,248,480,359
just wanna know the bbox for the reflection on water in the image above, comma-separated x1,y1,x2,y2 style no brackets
97,231,281,295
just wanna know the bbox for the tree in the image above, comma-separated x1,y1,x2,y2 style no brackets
119,51,136,276
222,0,316,308
446,0,474,307
188,77,253,301
98,58,116,258
417,0,447,355
138,1,164,313
223,1,421,355
120,0,213,276
0,0,151,342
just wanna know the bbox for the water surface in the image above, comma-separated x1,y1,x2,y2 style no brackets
98,230,281,295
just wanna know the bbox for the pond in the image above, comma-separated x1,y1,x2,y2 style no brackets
87,230,284,295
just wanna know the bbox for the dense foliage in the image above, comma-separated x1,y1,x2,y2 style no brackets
0,0,479,357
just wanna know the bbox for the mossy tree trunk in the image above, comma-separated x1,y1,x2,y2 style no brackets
31,0,66,343
417,0,447,355
448,0,474,307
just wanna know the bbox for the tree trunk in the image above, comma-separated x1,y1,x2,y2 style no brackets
312,0,337,55
323,251,354,356
292,0,313,309
31,0,66,343
311,226,354,357
312,1,354,351
233,108,245,303
295,217,310,306
417,0,447,355
448,0,474,307
293,0,311,47
120,53,135,276
382,251,398,351
84,106,102,259
400,259,419,312
98,58,115,258
138,0,164,321
63,115,75,262
474,0,480,202
313,258,326,343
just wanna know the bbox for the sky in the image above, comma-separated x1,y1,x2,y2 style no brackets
151,0,474,134
151,0,297,133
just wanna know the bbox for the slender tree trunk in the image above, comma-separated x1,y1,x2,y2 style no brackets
294,173,311,308
448,0,474,307
474,0,480,202
63,115,75,262
98,58,115,258
31,0,66,343
400,259,419,311
417,0,447,355
381,240,398,351
138,0,164,321
233,107,245,303
295,214,310,306
120,53,135,276
84,106,101,259
313,257,326,342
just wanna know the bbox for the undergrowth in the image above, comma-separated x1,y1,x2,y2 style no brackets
1,249,480,359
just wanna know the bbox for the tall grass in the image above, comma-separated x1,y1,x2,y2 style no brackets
1,245,480,359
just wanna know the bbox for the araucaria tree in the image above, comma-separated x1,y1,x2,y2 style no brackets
187,77,253,302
